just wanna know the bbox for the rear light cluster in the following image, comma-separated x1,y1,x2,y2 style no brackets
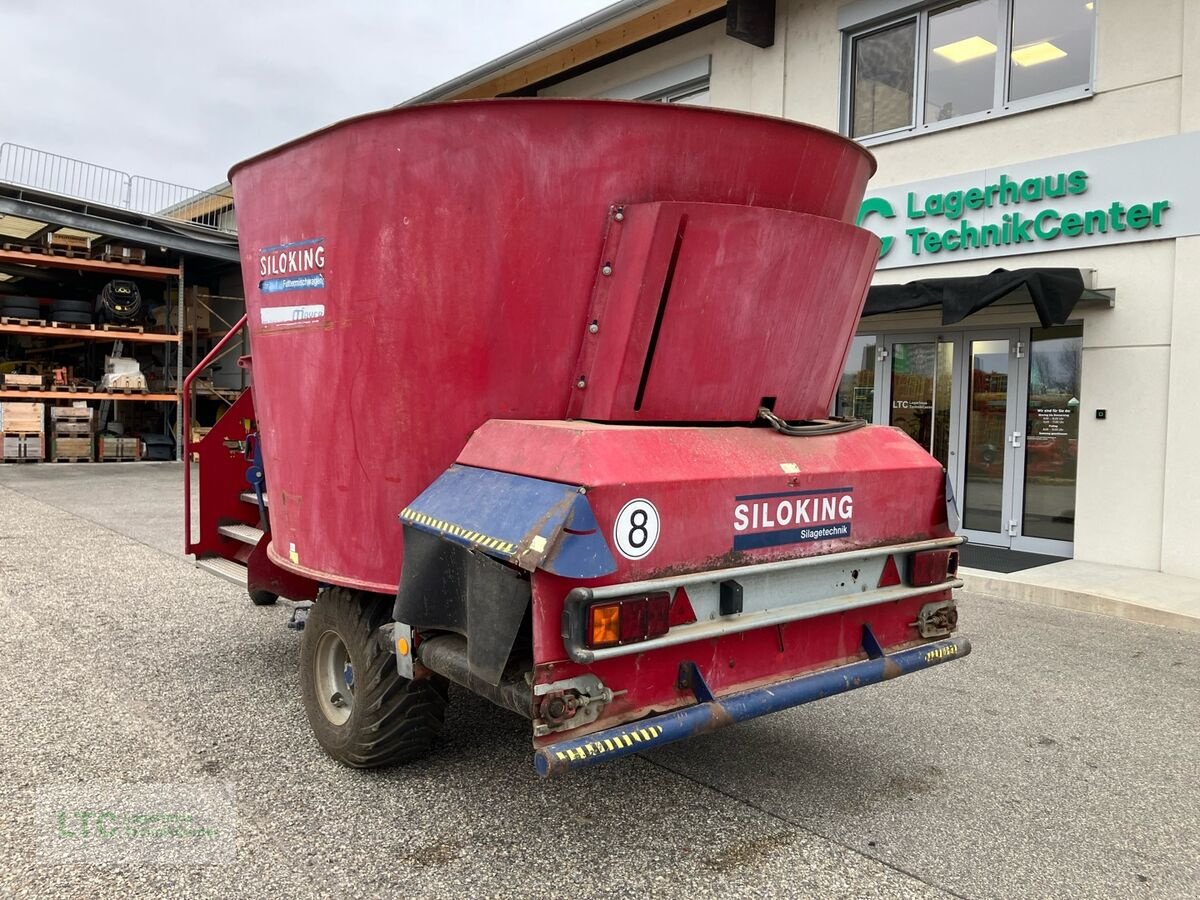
586,592,671,649
910,549,959,587
878,549,959,588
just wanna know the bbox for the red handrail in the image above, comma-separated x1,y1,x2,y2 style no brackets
184,315,248,552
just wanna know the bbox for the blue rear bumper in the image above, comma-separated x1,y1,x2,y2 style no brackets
534,633,970,777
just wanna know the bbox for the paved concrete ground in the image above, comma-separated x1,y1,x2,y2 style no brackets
1,463,1197,899
963,559,1200,633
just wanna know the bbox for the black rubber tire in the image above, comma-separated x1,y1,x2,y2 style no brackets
0,296,38,310
51,311,93,324
299,587,447,768
51,299,92,314
1,305,39,320
249,588,278,607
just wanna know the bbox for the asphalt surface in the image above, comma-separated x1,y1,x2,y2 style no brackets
0,463,1196,899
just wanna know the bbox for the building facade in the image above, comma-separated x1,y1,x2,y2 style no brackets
418,0,1199,580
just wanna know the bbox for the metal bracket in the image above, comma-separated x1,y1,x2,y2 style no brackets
284,600,313,631
676,660,715,703
532,674,612,736
861,623,885,660
382,622,416,679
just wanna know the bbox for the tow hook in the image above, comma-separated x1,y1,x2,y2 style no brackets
538,692,580,725
914,600,958,638
532,674,613,736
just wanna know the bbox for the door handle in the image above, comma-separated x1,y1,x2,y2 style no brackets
1009,431,1022,448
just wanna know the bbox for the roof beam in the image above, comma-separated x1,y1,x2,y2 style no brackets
0,195,240,263
450,0,727,100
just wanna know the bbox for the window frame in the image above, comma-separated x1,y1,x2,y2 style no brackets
841,0,1097,145
595,57,712,103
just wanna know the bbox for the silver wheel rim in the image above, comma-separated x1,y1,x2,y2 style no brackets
313,629,355,726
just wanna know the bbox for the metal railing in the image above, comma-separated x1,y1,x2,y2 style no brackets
0,143,236,234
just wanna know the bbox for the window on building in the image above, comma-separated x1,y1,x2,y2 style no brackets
643,80,710,105
850,20,917,136
597,57,711,106
845,0,1095,141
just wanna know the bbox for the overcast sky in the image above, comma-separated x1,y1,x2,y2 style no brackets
1,1,609,191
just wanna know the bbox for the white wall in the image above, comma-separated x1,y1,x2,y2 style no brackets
1160,2,1200,579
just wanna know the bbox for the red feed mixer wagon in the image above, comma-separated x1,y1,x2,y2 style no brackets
185,99,968,776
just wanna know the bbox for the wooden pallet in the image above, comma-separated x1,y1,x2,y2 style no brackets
48,384,95,393
42,320,145,334
0,456,41,463
50,456,93,463
102,386,149,394
2,430,42,437
1,242,89,259
93,251,148,265
0,316,47,327
1,382,44,391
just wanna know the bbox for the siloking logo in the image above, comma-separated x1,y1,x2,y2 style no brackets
257,237,326,295
732,487,853,551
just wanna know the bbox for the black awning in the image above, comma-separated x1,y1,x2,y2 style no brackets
863,267,1088,328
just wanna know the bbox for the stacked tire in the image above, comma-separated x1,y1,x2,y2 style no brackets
50,299,93,325
0,295,42,322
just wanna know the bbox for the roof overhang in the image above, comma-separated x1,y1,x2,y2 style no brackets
0,184,239,263
405,0,729,103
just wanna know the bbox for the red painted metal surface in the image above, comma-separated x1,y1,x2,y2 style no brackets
567,202,879,421
187,387,258,560
228,100,877,592
184,316,250,556
452,418,954,741
536,591,949,746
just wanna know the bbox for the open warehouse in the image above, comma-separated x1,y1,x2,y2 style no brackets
0,145,246,464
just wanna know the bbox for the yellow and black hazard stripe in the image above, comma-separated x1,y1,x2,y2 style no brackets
399,507,517,555
552,725,665,763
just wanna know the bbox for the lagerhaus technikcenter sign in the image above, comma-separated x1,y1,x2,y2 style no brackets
857,131,1200,270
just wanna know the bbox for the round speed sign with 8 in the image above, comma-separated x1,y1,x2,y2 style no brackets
613,498,660,560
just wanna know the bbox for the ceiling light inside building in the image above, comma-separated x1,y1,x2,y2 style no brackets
932,36,998,64
1011,41,1068,67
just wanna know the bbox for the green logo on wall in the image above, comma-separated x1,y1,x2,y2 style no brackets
857,169,1171,260
856,197,896,257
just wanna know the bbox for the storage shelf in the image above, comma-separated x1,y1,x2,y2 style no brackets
0,248,181,279
0,390,176,401
0,322,180,343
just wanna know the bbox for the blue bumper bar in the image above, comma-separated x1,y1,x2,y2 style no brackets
534,634,971,777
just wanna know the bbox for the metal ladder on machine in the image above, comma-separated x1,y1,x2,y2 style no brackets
200,437,312,623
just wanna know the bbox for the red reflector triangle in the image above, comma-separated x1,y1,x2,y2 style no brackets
668,587,698,627
878,555,902,588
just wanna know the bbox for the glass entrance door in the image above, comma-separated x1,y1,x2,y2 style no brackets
959,333,1021,547
1013,325,1083,555
868,324,1082,555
